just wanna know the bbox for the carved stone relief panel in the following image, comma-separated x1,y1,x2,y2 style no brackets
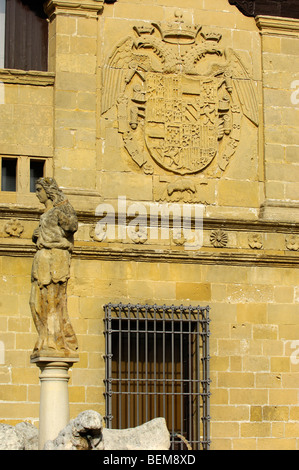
101,11,259,202
153,176,215,205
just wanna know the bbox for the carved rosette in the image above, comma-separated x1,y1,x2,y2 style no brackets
248,233,263,249
172,227,188,247
128,225,148,244
210,229,228,248
4,219,24,237
286,235,299,251
90,223,107,242
85,222,299,253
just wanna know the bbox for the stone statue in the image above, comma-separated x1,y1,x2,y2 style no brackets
29,177,79,359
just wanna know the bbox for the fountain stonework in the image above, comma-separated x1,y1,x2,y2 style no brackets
29,177,79,449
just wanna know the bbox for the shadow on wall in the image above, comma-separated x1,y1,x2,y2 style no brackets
229,0,299,19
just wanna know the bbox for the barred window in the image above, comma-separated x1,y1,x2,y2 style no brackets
104,303,211,450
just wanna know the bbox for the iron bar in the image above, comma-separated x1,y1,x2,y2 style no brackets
127,304,131,428
118,304,122,429
136,304,140,426
145,305,149,424
162,305,166,422
103,302,211,450
153,304,157,419
179,305,184,450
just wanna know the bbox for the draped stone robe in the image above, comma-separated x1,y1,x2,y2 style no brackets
30,200,79,359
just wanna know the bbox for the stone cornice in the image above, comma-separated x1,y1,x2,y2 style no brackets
260,200,299,221
73,246,299,267
0,242,298,267
256,15,299,36
1,206,299,266
1,205,299,231
0,206,43,220
44,0,104,19
0,69,55,86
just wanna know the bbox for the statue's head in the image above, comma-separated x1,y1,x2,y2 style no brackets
35,177,66,206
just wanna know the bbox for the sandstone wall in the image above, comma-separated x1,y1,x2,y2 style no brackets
0,0,299,450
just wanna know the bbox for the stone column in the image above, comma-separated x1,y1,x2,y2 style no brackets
44,0,103,210
256,16,299,222
31,356,79,450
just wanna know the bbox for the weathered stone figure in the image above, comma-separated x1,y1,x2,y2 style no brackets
30,177,78,359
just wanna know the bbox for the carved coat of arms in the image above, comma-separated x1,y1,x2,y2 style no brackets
101,12,259,177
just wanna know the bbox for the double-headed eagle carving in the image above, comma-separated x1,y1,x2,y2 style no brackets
101,12,259,176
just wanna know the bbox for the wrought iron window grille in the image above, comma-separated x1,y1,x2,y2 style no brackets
103,302,211,450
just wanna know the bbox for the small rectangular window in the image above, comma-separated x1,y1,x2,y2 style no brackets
30,159,44,192
1,157,17,191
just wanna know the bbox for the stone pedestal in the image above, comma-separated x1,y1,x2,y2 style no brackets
31,356,79,450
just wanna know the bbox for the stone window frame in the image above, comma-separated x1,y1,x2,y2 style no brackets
0,154,52,195
0,69,54,203
104,302,211,451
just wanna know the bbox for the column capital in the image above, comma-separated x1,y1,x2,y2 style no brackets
256,15,299,37
31,355,80,365
44,0,104,20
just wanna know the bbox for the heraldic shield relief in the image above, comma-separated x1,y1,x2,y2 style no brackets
101,11,259,178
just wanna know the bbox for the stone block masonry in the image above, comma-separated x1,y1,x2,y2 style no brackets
0,0,299,451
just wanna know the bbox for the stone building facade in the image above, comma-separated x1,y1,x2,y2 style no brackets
0,0,299,450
